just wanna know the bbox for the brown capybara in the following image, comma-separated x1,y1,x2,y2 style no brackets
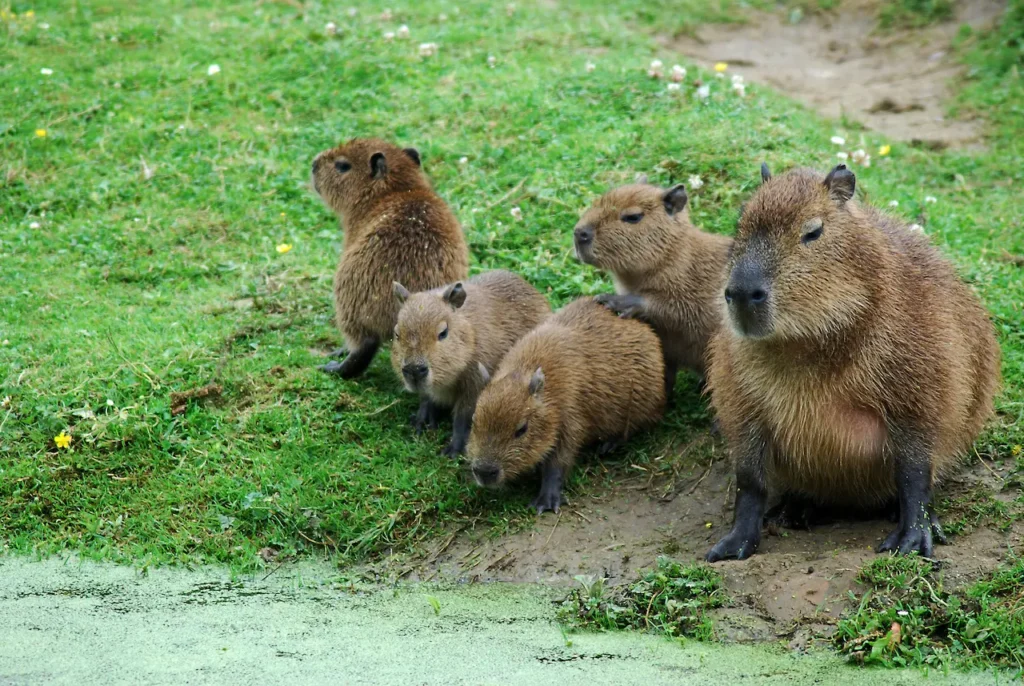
311,138,469,378
705,163,1000,562
391,271,551,457
467,298,666,513
574,180,732,401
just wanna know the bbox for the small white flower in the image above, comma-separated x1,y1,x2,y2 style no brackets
687,175,704,190
113,82,121,89
731,73,744,85
836,151,849,161
419,42,438,57
889,200,899,207
670,64,686,82
110,36,118,42
925,195,937,204
715,72,725,79
511,206,523,221
831,135,846,146
107,399,115,407
396,24,410,39
650,59,663,70
666,83,681,92
909,223,924,232
347,7,358,17
696,84,710,100
459,156,469,165
439,13,448,22
897,610,909,616
732,83,745,97
380,8,394,21
29,221,40,229
585,60,596,73
207,64,221,76
851,149,870,167
39,22,50,29
325,21,338,35
487,55,497,68
383,31,395,41
40,68,53,75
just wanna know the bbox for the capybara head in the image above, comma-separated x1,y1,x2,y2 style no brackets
724,163,872,340
391,281,475,394
467,366,559,487
573,181,690,273
312,137,428,219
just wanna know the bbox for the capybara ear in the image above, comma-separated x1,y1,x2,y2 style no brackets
393,281,411,303
634,172,649,185
443,282,467,309
403,148,421,167
528,366,545,396
760,162,772,184
478,362,491,384
370,152,388,178
662,184,688,216
823,164,856,205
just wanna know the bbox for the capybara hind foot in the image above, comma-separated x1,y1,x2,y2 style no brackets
320,337,379,378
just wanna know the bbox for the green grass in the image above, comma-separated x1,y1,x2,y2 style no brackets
557,556,727,640
835,555,1024,671
0,0,1022,577
877,0,954,29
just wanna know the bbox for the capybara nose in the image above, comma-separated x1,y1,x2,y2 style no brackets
574,225,594,245
473,463,500,486
726,260,770,308
403,363,428,382
725,285,769,307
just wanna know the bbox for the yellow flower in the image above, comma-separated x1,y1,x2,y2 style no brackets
35,129,47,137
879,144,891,156
1012,444,1022,457
714,62,728,72
279,212,285,217
276,243,292,254
26,10,34,17
54,431,72,449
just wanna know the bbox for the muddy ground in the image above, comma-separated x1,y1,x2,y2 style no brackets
411,441,1022,647
666,0,1006,148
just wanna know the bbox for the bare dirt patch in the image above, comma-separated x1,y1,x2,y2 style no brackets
415,439,1021,642
663,0,1006,148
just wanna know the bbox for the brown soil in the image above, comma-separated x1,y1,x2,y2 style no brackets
663,0,1006,148
414,440,1022,642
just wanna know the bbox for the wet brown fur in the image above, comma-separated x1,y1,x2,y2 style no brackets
708,168,1001,507
392,270,551,416
576,182,733,375
467,298,666,485
312,138,469,356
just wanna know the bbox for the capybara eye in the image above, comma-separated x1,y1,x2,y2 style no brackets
335,160,352,173
514,421,528,438
438,324,449,341
801,224,823,244
621,213,644,224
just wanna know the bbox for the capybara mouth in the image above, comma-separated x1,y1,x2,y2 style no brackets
729,305,774,339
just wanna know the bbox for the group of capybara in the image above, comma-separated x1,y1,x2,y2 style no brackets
311,138,1000,562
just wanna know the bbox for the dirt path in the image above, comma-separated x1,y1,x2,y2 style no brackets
664,0,1005,148
415,450,1021,645
0,555,1010,685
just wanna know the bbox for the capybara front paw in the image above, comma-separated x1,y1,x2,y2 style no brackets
530,491,564,515
705,527,760,562
877,523,934,557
